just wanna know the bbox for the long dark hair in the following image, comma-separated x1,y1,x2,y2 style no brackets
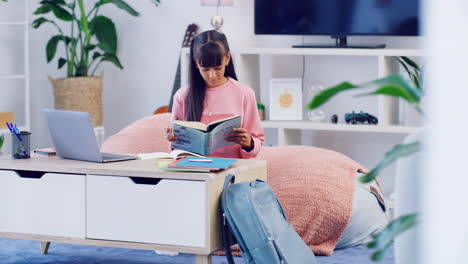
186,30,238,121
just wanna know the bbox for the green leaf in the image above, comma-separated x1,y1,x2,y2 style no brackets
370,243,392,262
396,57,418,86
150,0,161,6
39,0,66,5
32,17,50,29
97,0,140,16
359,141,422,183
91,16,117,53
396,57,421,91
50,5,73,21
58,58,67,69
308,74,422,111
369,74,421,103
307,82,359,109
46,35,70,63
46,35,62,62
0,135,4,151
367,214,418,261
92,52,103,60
400,56,420,71
75,64,87,77
101,53,123,69
359,85,418,104
33,5,52,15
85,44,97,52
63,36,71,44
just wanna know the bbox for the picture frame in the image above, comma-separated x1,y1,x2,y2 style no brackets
269,78,303,120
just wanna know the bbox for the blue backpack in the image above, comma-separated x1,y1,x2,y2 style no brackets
221,174,318,264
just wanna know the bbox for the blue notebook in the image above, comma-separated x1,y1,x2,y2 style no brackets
169,157,237,170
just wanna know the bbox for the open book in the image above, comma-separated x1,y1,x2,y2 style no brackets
137,149,203,161
171,115,242,156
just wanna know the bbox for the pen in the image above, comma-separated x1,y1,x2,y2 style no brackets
10,123,22,136
188,159,213,163
6,123,28,157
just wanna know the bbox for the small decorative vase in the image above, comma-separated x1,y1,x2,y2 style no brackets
303,85,326,122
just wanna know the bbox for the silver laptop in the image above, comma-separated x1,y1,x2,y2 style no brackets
44,109,137,163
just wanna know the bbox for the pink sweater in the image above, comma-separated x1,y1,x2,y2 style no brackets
170,78,265,159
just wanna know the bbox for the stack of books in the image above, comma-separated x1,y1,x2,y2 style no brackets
162,157,237,173
137,150,237,172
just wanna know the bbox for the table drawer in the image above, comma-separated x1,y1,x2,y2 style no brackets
0,170,86,237
86,175,206,247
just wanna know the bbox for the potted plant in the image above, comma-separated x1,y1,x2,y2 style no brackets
257,103,266,120
0,135,4,153
32,0,160,126
308,56,423,262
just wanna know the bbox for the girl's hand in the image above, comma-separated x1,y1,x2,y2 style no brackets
226,127,254,151
165,128,177,142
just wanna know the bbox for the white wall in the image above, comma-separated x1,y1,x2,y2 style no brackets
2,0,421,192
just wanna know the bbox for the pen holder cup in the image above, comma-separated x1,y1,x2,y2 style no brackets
11,131,31,159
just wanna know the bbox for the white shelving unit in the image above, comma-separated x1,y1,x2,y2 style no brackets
0,0,30,135
261,121,421,133
237,47,424,56
235,47,425,145
261,121,422,146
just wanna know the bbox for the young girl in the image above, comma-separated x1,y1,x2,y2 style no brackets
167,30,264,158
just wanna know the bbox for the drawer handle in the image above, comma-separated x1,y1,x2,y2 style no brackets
129,177,161,185
15,170,46,179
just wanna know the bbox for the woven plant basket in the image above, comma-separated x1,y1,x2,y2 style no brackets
48,76,103,126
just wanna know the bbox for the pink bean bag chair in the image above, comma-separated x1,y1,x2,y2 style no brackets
101,114,363,256
101,113,171,154
255,146,362,255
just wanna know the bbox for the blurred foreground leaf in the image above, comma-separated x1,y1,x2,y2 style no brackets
367,214,418,261
359,141,422,183
308,74,422,113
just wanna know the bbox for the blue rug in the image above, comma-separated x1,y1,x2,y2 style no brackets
0,238,394,264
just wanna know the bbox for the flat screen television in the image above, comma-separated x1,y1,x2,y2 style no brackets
255,0,420,48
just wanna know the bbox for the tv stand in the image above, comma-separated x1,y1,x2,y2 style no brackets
293,36,386,49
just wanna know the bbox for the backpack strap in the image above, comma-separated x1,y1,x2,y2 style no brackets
223,173,235,189
222,214,236,264
222,174,236,264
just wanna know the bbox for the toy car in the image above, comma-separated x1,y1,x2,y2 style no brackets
344,111,378,125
